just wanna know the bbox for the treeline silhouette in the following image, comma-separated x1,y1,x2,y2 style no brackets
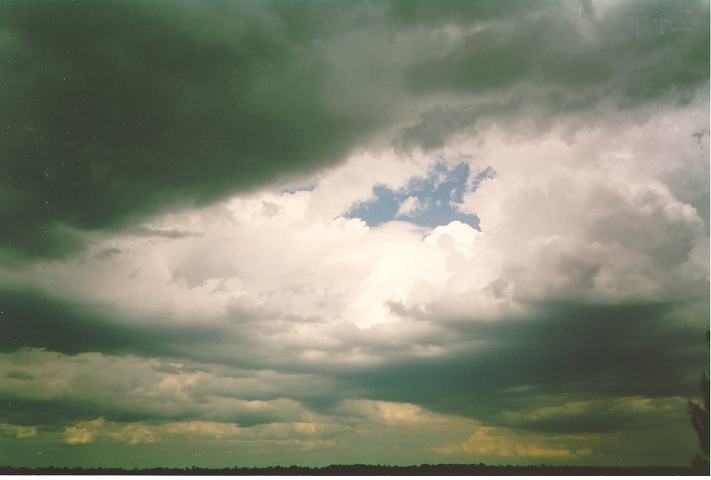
0,464,696,476
687,329,710,474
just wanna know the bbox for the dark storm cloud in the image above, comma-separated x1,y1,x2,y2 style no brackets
0,288,227,356
0,286,347,384
0,395,157,428
0,2,706,469
0,285,344,372
127,226,199,239
3,285,706,433
0,393,301,429
0,287,707,436
497,396,689,434
384,0,551,25
2,0,708,261
400,0,709,147
0,0,379,260
407,0,708,97
339,300,709,433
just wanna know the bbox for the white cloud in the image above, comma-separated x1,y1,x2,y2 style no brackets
396,196,424,218
3,95,707,381
0,349,331,425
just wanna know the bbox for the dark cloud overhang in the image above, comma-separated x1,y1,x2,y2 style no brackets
0,287,334,428
336,300,710,433
383,0,560,27
0,286,707,435
0,395,163,428
400,0,710,147
0,393,301,429
496,399,689,434
405,0,709,98
1,0,708,262
0,288,227,357
0,0,381,261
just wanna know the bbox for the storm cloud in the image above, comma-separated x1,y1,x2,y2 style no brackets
1,0,708,470
2,0,708,260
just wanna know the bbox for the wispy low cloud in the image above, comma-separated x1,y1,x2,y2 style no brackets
64,418,156,446
436,426,593,459
20,401,602,463
498,396,689,434
0,423,38,439
60,418,339,449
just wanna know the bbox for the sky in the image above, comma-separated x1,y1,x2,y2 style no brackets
0,0,709,469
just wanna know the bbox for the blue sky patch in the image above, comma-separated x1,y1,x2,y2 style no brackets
346,161,495,229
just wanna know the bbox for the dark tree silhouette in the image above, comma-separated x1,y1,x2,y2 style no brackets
688,330,710,474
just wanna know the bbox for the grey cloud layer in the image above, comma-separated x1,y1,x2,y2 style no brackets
0,288,227,357
345,301,708,421
2,284,706,438
0,0,376,259
1,0,708,260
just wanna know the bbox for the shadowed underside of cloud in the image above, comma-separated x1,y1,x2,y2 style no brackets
0,0,708,261
0,0,375,259
1,284,706,434
0,288,228,357
341,301,708,424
